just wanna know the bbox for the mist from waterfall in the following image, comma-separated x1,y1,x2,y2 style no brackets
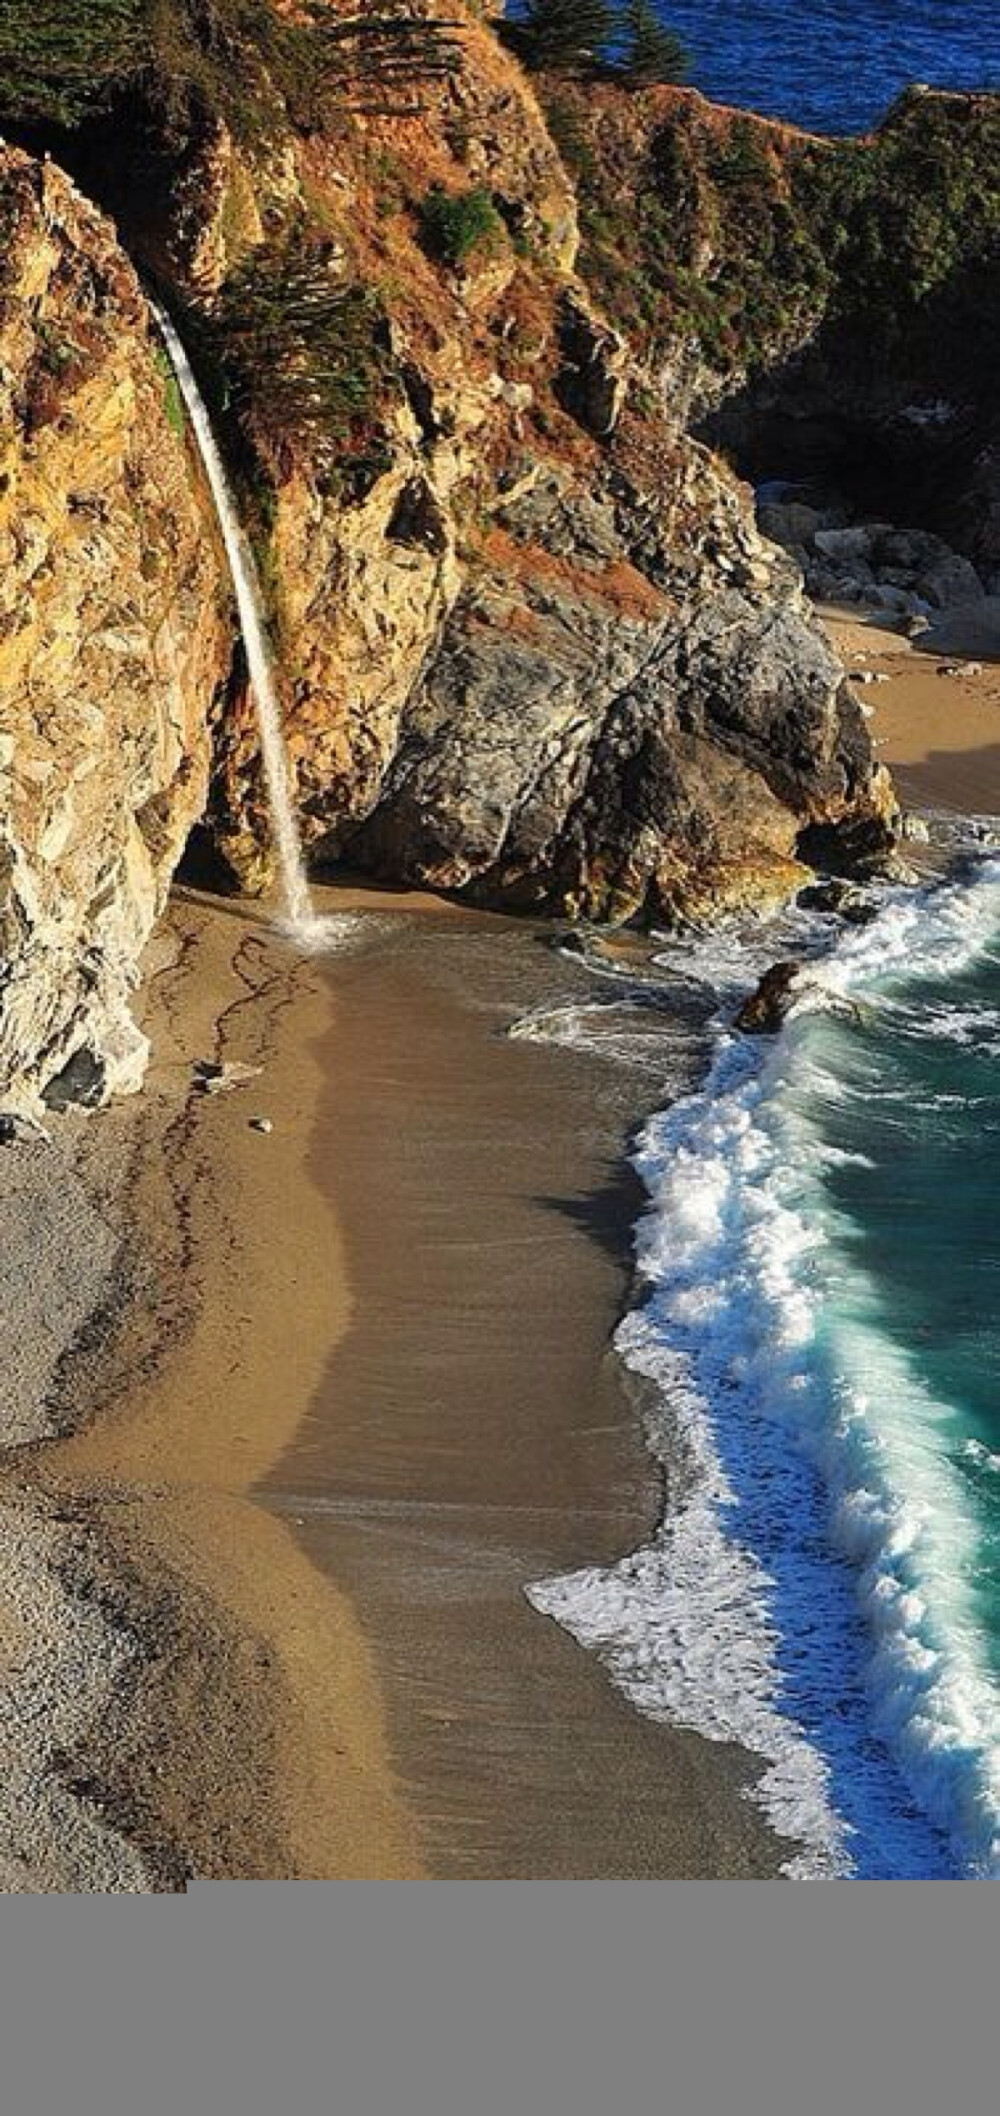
150,299,319,939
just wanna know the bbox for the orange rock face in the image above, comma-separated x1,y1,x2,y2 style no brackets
0,152,228,1109
2,8,901,1103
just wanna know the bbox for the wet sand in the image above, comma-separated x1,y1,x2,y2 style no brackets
261,909,782,1876
7,883,784,1882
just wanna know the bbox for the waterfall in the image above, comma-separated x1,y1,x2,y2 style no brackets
150,299,317,937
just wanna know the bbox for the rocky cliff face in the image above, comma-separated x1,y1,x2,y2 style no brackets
337,453,881,924
142,1,892,920
552,79,1000,574
0,152,227,1111
1,6,922,1100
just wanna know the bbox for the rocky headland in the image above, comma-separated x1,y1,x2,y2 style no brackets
20,4,1000,1105
0,16,997,1112
1,1,999,1891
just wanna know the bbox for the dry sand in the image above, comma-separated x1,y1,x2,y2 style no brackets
820,602,1000,816
3,893,422,1884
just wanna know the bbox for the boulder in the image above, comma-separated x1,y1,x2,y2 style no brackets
798,880,879,924
194,1060,263,1095
758,501,828,549
814,525,884,563
915,553,985,608
735,962,803,1034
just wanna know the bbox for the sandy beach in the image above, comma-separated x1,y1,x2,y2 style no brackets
0,882,783,1884
2,598,998,1886
820,603,1000,816
1,895,422,1885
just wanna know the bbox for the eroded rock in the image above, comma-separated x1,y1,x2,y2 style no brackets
735,962,804,1035
0,152,228,1112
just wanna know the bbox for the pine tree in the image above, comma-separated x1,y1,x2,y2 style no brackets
0,0,146,128
513,0,617,75
618,0,689,87
301,2,463,113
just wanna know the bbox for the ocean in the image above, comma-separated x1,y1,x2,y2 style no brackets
512,0,1000,1885
655,0,1000,135
530,851,1000,1875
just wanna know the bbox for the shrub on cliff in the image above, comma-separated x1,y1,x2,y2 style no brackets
294,3,463,121
0,0,146,127
0,0,294,140
205,233,397,489
418,185,505,267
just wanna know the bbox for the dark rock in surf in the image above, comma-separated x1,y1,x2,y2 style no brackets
798,879,879,924
735,962,804,1035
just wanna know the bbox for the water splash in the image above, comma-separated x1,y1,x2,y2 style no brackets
151,299,330,945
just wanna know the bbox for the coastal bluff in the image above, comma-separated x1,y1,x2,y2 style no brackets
12,5,999,1104
0,151,229,1112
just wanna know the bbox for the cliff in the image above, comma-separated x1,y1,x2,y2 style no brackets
119,0,892,917
0,149,228,1113
551,79,1000,574
12,5,978,1102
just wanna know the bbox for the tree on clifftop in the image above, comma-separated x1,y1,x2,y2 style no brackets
507,1,689,84
511,0,617,74
618,0,689,86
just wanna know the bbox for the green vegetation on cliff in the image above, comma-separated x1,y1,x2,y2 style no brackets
0,0,462,146
508,0,688,84
203,233,399,496
418,185,505,267
0,0,288,137
545,82,1000,401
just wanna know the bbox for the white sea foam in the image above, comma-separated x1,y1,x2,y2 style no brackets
964,1439,1000,1477
529,856,1000,1875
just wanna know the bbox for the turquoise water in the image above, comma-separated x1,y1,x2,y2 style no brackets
654,0,1000,135
810,949,1000,1527
534,862,1000,1874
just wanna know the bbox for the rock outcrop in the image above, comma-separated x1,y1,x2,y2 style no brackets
0,151,227,1111
143,3,893,922
8,7,958,1102
757,506,988,620
336,457,887,925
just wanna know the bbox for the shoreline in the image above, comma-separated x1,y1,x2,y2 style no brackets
2,610,998,1883
263,904,786,1877
0,882,787,1883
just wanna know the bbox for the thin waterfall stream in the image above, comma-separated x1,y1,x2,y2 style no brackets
151,299,325,942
